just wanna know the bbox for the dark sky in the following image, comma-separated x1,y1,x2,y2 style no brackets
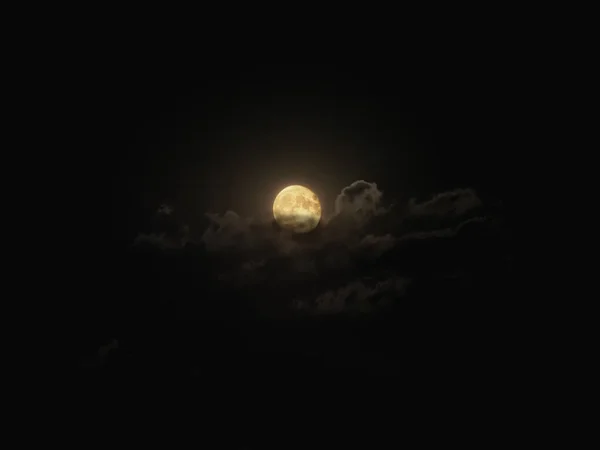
81,61,513,242
67,57,518,395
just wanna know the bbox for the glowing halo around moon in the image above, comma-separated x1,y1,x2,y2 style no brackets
273,185,322,233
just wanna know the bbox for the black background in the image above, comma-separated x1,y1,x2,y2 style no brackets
57,36,526,424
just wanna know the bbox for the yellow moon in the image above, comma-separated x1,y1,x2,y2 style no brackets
273,185,322,233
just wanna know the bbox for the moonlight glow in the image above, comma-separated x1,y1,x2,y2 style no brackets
273,185,322,233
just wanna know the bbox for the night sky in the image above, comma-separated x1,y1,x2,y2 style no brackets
65,58,519,417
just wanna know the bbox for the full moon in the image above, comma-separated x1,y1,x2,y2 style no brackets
273,185,322,233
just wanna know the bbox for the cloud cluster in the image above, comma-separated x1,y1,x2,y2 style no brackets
409,188,481,218
79,339,119,370
334,180,387,219
296,275,411,314
201,211,254,251
130,181,504,317
132,204,189,249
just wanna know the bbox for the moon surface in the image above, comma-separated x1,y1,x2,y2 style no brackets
273,185,322,233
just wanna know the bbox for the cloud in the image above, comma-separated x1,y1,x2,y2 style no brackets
201,213,302,258
132,205,189,249
398,216,489,242
127,181,506,317
157,204,173,215
358,234,397,259
201,180,392,254
408,188,481,218
296,276,410,314
133,225,189,250
79,339,119,370
332,180,388,221
201,210,255,251
241,259,266,271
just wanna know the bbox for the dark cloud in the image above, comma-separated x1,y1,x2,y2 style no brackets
399,188,484,234
329,180,389,227
408,188,481,218
398,216,489,242
133,227,189,250
133,205,189,249
358,234,396,260
127,181,508,318
157,204,173,215
79,339,119,370
201,211,254,251
296,276,411,314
